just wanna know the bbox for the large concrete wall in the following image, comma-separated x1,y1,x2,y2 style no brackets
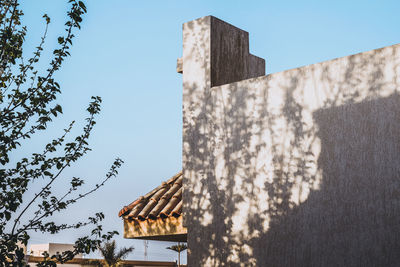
183,16,400,266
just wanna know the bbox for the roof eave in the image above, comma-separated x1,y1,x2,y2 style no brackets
123,216,187,242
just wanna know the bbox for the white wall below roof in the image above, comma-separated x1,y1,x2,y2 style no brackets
29,243,49,257
28,243,83,266
29,243,82,258
48,243,82,258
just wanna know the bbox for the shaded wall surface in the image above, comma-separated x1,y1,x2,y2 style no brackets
182,16,400,266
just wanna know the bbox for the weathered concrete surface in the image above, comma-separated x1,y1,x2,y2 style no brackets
182,16,264,93
183,16,400,267
210,17,265,87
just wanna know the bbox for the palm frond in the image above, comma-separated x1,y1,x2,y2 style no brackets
98,240,134,266
115,246,134,260
166,243,187,253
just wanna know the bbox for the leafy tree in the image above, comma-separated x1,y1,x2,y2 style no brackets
166,242,187,267
96,240,134,267
0,0,122,265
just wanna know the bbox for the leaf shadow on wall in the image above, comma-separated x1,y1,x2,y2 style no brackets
250,93,400,267
184,46,400,266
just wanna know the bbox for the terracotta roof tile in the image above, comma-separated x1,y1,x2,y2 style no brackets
119,172,183,221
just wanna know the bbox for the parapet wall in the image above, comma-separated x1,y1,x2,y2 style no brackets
183,16,400,266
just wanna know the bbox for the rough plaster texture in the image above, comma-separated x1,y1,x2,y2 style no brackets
210,17,265,87
183,16,400,266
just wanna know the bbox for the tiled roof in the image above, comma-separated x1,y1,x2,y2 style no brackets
119,172,183,221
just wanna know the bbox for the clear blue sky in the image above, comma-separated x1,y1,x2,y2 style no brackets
16,0,400,263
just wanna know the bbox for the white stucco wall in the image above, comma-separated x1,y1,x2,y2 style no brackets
183,16,400,266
